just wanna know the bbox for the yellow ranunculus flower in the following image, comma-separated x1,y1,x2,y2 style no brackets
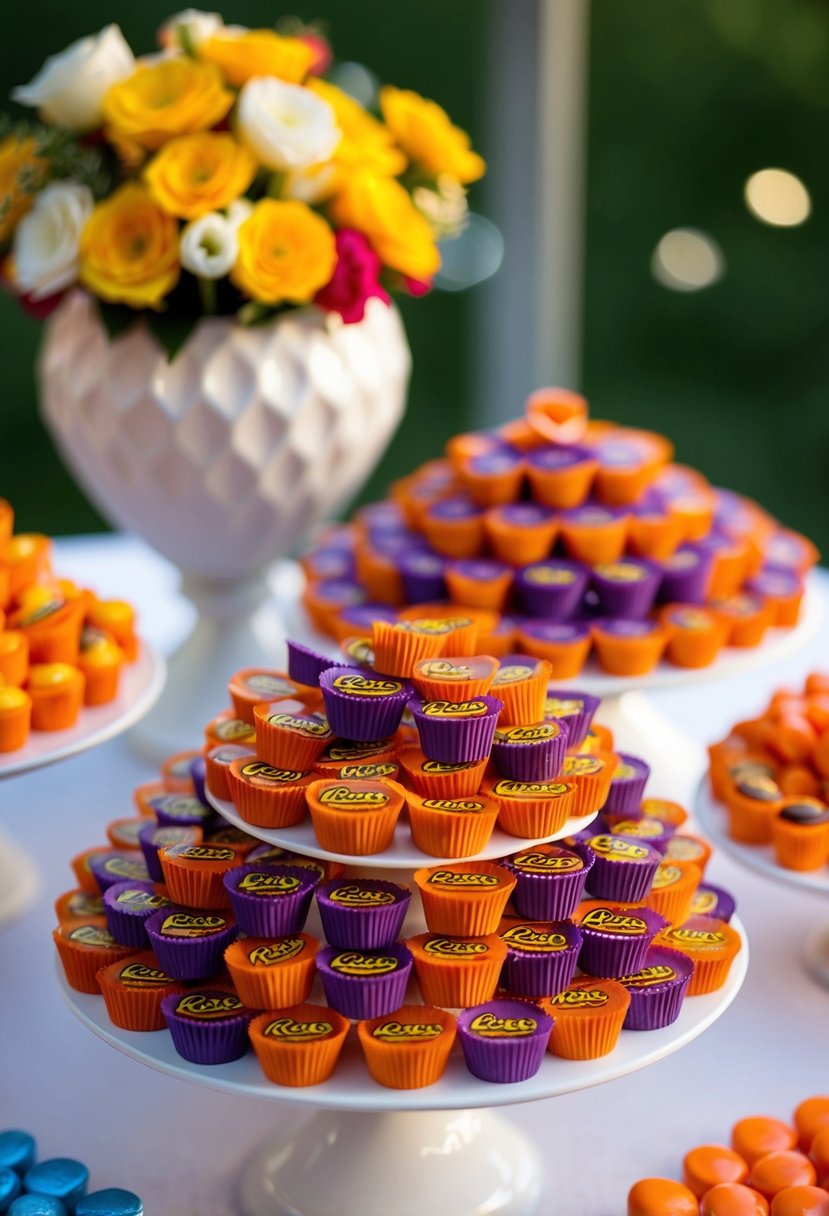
79,183,180,309
0,137,43,244
231,199,336,305
144,133,257,220
308,79,406,181
329,175,440,281
200,29,315,88
379,86,485,184
103,57,233,160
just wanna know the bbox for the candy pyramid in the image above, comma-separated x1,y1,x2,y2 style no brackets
300,389,818,678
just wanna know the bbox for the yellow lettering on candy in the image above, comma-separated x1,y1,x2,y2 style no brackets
581,908,647,935
318,786,389,807
372,1021,443,1042
329,951,399,976
422,937,488,957
469,1012,537,1037
237,872,302,897
248,939,304,966
421,700,488,717
426,870,499,888
332,675,403,697
328,885,396,907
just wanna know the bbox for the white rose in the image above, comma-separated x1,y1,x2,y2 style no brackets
225,198,253,229
284,163,337,204
160,9,224,51
180,212,238,279
13,182,94,300
12,25,135,134
237,78,340,173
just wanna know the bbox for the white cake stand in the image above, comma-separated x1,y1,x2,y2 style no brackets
695,780,829,990
54,778,742,1216
0,644,166,926
59,911,747,1216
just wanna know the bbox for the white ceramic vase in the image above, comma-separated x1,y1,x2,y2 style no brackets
39,290,411,759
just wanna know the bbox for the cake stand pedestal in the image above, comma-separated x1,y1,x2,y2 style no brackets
0,644,166,928
695,780,829,988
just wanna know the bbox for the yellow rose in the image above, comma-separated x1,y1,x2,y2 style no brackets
0,137,44,244
380,86,485,184
145,133,256,220
328,175,440,281
103,57,233,160
231,199,336,305
200,29,314,88
308,79,406,181
80,183,180,309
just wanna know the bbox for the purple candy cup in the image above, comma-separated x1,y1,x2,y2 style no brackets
603,753,651,816
189,756,208,807
320,666,412,742
590,560,662,620
491,719,569,782
515,560,589,619
223,864,318,938
542,689,600,750
690,883,736,922
503,844,594,921
456,999,552,1083
409,693,503,764
745,565,803,602
311,578,367,613
88,851,151,894
302,547,355,582
338,603,400,635
577,904,666,978
427,495,482,523
145,906,237,982
103,880,171,949
604,814,675,855
316,944,413,1019
618,946,694,1030
148,792,217,831
500,919,582,998
583,835,662,902
162,989,252,1065
397,550,447,603
138,823,200,884
519,620,591,649
286,640,337,688
656,545,713,605
316,878,412,950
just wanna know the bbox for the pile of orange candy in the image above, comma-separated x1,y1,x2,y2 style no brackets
629,1095,829,1214
0,500,140,752
708,674,829,871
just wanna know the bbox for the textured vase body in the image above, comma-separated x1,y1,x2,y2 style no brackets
40,291,411,579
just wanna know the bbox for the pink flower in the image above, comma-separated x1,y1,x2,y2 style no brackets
402,275,432,298
315,228,389,324
299,31,332,76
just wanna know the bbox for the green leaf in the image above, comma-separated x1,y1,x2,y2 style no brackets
96,301,139,342
144,311,196,364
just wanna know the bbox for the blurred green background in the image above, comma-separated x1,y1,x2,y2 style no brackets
0,0,826,553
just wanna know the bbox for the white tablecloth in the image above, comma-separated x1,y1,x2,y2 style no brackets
2,536,827,1215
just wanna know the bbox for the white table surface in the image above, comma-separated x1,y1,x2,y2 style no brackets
2,535,827,1215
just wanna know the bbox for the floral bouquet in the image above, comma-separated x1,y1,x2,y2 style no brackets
0,10,485,352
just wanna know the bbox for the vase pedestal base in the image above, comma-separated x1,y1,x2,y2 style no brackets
236,1108,542,1216
130,572,284,764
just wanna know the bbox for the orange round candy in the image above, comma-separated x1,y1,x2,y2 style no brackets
750,1152,816,1200
733,1119,798,1167
684,1145,750,1196
628,1177,699,1215
807,1127,829,1186
701,1184,769,1215
770,1187,829,1216
794,1097,829,1151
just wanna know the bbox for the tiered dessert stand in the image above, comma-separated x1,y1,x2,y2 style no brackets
0,644,166,925
696,781,829,989
60,785,748,1216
